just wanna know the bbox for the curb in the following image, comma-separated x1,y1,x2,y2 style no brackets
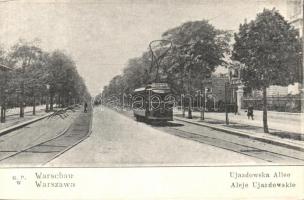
0,112,53,137
42,110,94,166
174,116,304,152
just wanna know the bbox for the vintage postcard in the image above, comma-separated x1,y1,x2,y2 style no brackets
0,0,303,199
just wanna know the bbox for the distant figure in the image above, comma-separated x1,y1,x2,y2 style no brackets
84,102,88,113
247,105,254,120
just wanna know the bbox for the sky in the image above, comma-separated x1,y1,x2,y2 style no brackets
0,0,289,95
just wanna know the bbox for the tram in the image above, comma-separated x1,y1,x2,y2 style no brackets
132,83,174,122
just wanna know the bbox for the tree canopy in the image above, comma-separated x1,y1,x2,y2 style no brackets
0,39,90,108
233,8,302,89
233,8,302,133
102,20,231,98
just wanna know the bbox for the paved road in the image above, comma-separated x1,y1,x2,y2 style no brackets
2,105,302,167
157,120,304,164
47,106,268,167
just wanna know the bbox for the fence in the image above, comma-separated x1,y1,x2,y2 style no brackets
242,96,302,112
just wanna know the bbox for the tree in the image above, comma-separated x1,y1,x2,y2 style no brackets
162,20,231,118
0,45,11,122
101,20,231,115
0,38,90,120
45,50,90,108
8,39,43,117
233,9,302,133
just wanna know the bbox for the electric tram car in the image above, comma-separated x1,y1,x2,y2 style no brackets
132,83,174,122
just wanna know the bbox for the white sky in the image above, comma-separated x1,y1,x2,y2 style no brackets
0,0,288,95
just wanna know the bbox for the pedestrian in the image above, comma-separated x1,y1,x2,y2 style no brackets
84,101,88,113
247,105,254,120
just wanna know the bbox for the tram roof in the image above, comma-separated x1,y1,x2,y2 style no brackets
134,87,146,92
134,83,170,93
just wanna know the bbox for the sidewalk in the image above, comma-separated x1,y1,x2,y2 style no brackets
0,106,47,131
5,105,45,116
174,110,304,151
175,109,303,133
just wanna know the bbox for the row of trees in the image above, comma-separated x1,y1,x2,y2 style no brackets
100,8,302,133
102,20,231,98
0,39,90,121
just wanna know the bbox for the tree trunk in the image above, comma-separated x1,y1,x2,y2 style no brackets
45,96,49,112
20,65,25,118
59,95,62,108
188,67,192,119
262,86,269,133
33,95,36,115
0,85,4,123
50,93,54,111
20,82,24,118
1,106,5,123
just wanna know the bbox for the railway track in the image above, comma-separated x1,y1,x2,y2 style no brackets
0,111,92,166
116,109,304,164
161,120,304,164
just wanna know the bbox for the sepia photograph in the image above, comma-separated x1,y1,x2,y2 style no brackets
0,0,303,199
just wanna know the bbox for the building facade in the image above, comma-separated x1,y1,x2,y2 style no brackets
287,0,303,95
287,0,303,37
203,2,303,112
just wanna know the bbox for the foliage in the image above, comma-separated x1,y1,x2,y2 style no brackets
233,8,302,89
233,8,302,133
102,20,231,98
0,39,90,108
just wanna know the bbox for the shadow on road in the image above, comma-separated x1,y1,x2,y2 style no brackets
148,121,184,127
